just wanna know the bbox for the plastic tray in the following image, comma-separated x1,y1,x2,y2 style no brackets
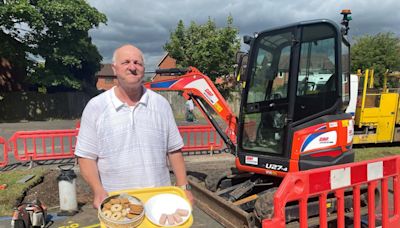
100,186,193,228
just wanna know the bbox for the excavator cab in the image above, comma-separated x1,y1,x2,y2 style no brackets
236,19,354,176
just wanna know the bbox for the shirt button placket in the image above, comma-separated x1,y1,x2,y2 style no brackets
131,107,134,129
131,105,138,129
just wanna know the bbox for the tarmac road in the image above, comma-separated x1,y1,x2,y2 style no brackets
0,119,79,140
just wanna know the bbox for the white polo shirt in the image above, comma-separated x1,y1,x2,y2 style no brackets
75,86,184,192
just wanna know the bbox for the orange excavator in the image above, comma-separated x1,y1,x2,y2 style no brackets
144,10,362,227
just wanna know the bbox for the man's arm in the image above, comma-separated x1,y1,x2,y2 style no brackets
168,150,194,204
77,157,108,209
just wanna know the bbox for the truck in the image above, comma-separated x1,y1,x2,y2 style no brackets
144,10,397,227
347,69,400,144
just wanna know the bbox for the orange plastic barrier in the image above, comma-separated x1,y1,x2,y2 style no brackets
0,124,225,167
262,155,400,228
0,137,9,167
8,130,78,163
178,125,224,152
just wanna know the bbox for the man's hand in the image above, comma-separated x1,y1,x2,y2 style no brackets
168,150,194,205
93,189,109,209
184,190,194,205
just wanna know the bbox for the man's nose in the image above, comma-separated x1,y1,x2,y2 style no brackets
127,62,136,70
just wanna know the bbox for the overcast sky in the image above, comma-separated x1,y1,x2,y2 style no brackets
87,0,400,72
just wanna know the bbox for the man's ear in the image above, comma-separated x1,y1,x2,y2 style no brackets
111,63,117,75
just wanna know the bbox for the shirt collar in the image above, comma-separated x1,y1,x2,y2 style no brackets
110,86,149,110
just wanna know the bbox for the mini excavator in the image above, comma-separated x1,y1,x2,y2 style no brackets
144,10,365,227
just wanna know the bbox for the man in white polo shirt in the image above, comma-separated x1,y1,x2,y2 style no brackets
75,44,193,209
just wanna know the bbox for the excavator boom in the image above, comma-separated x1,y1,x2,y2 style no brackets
144,67,237,150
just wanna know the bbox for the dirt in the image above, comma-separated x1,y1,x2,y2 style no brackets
21,154,236,212
23,169,93,210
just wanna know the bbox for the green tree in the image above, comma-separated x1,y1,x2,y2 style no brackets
0,0,107,91
164,16,241,97
351,32,400,87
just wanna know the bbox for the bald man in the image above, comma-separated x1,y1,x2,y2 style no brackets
75,44,193,208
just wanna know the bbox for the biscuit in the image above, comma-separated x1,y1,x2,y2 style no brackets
109,198,121,204
175,208,189,216
111,211,122,220
121,209,128,217
129,204,143,215
102,210,112,218
120,198,129,204
159,213,167,225
126,212,137,219
167,214,175,225
103,202,112,210
111,203,123,212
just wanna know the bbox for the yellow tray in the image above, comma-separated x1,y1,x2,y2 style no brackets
100,186,193,228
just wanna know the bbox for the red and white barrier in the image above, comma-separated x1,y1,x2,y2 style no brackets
0,124,226,167
263,155,400,228
8,129,78,163
178,125,225,152
0,137,9,167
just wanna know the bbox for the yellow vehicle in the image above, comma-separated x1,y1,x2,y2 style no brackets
352,69,400,144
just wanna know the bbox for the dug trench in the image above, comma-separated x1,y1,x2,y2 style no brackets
21,154,236,214
22,168,93,211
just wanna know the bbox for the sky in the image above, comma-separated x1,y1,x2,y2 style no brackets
87,0,400,72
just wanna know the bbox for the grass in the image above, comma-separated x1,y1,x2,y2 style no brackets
0,167,47,216
354,145,400,162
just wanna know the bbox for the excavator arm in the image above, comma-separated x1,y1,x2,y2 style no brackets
144,67,237,151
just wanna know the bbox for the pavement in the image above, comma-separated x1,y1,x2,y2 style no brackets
41,203,224,228
0,199,224,228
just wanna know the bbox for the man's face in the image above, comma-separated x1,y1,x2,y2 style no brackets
112,46,145,90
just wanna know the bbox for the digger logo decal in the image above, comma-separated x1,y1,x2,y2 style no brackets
301,131,337,152
245,155,258,165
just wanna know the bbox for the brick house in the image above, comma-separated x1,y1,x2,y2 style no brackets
151,53,178,81
95,64,116,90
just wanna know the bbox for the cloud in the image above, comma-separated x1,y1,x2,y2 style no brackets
88,0,400,71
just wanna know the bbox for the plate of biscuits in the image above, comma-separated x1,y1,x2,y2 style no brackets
144,193,191,227
98,194,145,228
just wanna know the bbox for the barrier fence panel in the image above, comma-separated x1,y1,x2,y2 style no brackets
262,155,400,228
8,130,78,163
1,124,223,167
0,137,9,167
178,125,225,153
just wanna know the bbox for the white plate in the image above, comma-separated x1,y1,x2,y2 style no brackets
144,193,191,227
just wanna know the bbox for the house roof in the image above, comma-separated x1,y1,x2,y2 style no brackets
96,64,114,77
151,53,178,81
156,52,169,67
